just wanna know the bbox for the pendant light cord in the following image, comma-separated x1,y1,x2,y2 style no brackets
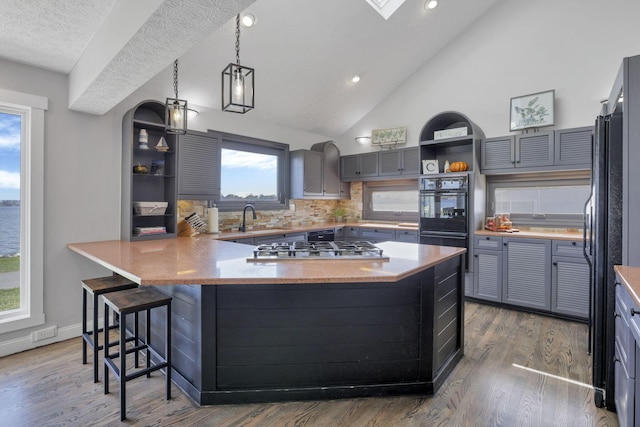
173,59,179,99
235,14,241,65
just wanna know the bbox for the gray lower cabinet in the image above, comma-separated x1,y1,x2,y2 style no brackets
502,238,551,311
229,237,255,245
343,226,361,241
341,153,379,180
614,279,637,427
360,228,395,243
254,232,307,245
395,229,418,243
550,239,589,319
471,236,503,300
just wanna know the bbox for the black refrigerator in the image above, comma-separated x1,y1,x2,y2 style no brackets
586,109,623,409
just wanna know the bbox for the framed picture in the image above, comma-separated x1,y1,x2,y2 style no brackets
509,90,555,131
371,126,406,146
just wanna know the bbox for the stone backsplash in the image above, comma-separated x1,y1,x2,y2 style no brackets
178,182,363,232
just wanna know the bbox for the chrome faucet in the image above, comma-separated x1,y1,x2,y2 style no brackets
239,204,257,232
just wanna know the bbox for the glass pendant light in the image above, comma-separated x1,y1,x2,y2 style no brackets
165,59,187,134
222,14,255,113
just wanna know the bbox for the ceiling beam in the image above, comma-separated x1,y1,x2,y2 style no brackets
68,0,255,115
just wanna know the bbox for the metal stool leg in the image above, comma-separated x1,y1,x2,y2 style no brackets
120,311,127,421
166,302,172,400
104,302,110,395
82,288,87,365
92,292,100,383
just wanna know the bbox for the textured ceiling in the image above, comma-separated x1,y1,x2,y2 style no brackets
0,0,499,138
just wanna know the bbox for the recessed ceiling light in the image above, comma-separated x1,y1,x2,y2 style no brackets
241,13,256,27
425,0,438,9
350,74,361,83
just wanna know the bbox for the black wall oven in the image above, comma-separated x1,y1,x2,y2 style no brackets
419,175,469,268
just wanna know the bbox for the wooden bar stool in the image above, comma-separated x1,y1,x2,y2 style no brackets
103,287,172,421
82,275,137,383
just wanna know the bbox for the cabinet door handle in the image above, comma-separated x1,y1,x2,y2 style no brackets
631,308,640,316
474,254,478,258
571,241,577,246
552,262,558,266
486,237,490,240
503,242,507,246
614,312,621,319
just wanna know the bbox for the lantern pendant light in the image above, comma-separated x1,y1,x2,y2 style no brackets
222,14,255,113
165,59,188,134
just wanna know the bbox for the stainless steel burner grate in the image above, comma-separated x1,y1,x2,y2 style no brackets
249,240,387,261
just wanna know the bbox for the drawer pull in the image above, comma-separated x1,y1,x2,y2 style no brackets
486,237,490,240
631,308,640,316
614,312,621,319
571,241,577,246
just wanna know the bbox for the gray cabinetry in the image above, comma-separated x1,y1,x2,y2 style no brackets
554,126,593,167
122,100,177,241
614,280,637,427
472,236,503,302
481,127,592,173
551,239,589,319
254,232,307,245
502,238,551,310
341,152,379,180
290,149,323,198
360,228,395,243
292,141,349,199
342,226,361,241
378,147,420,177
481,136,514,170
178,131,220,199
395,229,418,243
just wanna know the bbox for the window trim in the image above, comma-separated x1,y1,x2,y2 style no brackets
0,88,46,333
486,171,590,229
362,179,419,221
218,132,290,212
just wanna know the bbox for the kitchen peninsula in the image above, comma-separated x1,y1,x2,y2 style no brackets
68,237,465,405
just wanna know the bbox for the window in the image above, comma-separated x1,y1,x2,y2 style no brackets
218,134,289,211
487,172,590,228
363,180,419,221
0,89,46,334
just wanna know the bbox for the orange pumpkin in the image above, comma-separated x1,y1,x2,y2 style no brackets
449,161,468,172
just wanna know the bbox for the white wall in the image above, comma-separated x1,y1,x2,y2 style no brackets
336,0,640,154
0,59,123,351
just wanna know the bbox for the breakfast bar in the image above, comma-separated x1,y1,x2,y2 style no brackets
68,237,466,405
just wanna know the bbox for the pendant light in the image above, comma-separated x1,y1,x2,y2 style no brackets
222,14,255,113
165,59,187,134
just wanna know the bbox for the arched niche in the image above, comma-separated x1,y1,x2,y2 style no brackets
419,111,484,142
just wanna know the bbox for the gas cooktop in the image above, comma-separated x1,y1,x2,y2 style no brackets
247,240,389,261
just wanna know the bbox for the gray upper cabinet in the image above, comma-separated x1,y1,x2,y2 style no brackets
341,152,379,181
481,127,592,173
291,141,348,199
502,237,551,310
290,149,323,198
178,131,220,199
481,136,515,170
554,126,593,167
378,147,420,177
516,131,554,168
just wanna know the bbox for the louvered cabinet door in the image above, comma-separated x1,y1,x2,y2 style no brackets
515,131,554,168
481,136,515,171
502,238,551,310
473,249,503,302
551,256,590,319
178,132,220,199
554,126,593,167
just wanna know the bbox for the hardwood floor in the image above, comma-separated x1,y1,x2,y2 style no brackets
0,302,619,426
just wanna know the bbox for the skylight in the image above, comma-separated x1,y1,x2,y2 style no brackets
364,0,407,20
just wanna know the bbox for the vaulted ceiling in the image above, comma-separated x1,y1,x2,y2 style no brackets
0,0,499,137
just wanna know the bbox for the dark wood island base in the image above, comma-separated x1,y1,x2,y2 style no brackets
162,255,464,405
67,238,466,406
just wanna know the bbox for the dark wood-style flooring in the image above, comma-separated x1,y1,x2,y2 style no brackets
0,302,619,426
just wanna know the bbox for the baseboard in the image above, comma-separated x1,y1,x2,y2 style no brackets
0,319,100,358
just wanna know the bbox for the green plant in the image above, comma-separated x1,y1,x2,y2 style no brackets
332,206,347,217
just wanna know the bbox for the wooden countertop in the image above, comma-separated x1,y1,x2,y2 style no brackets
67,237,463,286
213,222,418,241
474,229,584,241
615,265,640,308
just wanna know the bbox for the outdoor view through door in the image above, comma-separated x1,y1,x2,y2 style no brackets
0,111,21,315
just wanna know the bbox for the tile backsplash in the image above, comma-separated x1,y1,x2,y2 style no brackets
178,182,363,231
